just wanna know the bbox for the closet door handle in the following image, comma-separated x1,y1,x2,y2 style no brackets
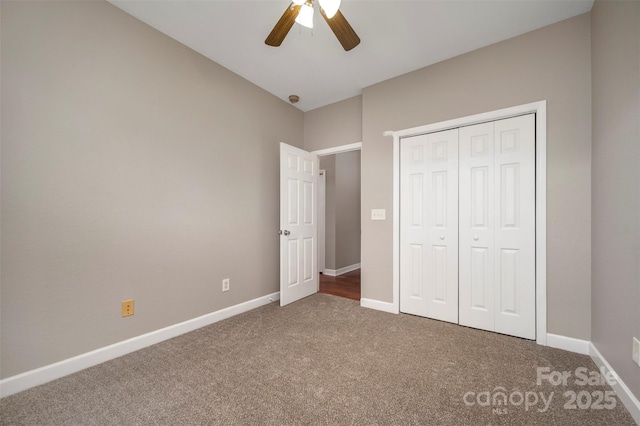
473,236,479,241
439,235,445,240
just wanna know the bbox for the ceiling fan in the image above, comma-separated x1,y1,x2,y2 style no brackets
265,0,361,51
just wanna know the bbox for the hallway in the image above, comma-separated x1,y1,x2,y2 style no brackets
318,269,361,301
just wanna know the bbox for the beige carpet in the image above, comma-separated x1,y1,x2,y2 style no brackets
0,294,636,425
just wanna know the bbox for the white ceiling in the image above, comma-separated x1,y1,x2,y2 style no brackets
108,0,594,112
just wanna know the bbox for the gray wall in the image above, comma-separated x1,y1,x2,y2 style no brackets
334,151,361,269
319,156,336,270
361,13,592,340
1,1,303,378
591,0,640,398
309,14,593,340
304,96,362,152
319,151,361,271
3,0,638,401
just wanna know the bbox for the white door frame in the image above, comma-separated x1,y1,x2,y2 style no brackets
318,169,326,273
312,142,362,157
386,101,547,346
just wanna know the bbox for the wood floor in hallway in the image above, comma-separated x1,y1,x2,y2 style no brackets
318,269,361,301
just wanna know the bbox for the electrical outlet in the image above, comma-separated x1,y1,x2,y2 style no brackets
121,299,134,317
633,337,640,367
222,278,230,292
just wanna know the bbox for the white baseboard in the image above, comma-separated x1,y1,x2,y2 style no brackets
0,292,280,398
589,343,640,424
546,333,590,355
360,298,398,314
323,263,361,277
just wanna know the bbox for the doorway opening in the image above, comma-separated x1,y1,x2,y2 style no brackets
319,269,360,301
313,143,362,301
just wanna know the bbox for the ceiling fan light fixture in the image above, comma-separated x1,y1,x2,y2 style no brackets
318,0,340,19
265,0,359,51
295,2,314,29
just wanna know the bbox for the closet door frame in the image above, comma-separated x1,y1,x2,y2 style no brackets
387,100,548,346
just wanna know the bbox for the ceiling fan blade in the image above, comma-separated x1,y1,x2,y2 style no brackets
320,8,360,51
265,4,301,47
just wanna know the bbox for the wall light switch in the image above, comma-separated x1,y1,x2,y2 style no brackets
371,209,386,221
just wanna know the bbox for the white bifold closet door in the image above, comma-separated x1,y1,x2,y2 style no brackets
459,115,535,339
400,114,535,340
400,129,459,323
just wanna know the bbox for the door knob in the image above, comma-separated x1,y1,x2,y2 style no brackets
473,236,479,241
439,235,445,240
283,230,291,236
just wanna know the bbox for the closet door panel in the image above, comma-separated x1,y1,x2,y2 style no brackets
494,114,536,339
400,130,458,323
459,122,496,331
400,135,429,317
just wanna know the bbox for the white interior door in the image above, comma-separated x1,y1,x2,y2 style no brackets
458,114,536,339
280,143,319,306
400,129,459,323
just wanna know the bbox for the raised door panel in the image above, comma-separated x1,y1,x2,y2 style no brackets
287,240,299,287
303,237,314,282
287,179,299,226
